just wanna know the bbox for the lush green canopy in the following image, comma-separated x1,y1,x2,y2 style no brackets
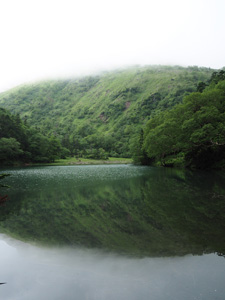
142,74,225,169
0,66,213,159
0,108,68,165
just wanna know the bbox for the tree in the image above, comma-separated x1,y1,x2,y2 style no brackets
130,129,153,165
0,138,23,163
140,75,225,169
0,107,69,164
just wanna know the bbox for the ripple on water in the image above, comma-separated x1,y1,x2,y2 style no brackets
1,164,152,191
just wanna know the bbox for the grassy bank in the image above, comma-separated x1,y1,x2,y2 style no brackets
45,157,133,166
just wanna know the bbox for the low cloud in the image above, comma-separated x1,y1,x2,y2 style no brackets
0,235,224,300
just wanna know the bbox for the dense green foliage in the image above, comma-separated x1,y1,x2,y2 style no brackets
0,108,68,164
0,65,213,158
139,70,225,169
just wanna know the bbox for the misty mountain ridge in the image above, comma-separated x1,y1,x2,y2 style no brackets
0,65,214,158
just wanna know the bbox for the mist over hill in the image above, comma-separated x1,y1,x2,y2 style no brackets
0,65,214,158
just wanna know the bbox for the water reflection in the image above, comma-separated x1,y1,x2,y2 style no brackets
0,165,225,256
1,235,225,300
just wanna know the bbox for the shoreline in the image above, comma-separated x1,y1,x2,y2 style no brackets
46,157,133,166
0,157,133,168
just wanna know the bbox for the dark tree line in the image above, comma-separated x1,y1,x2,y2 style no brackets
0,108,69,164
133,70,225,169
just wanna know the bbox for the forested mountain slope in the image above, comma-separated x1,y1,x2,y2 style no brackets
138,70,225,169
0,65,213,157
0,108,69,164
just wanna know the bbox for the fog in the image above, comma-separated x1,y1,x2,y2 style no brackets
0,0,225,92
0,235,225,300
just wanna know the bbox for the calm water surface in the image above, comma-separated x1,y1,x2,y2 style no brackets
0,165,225,299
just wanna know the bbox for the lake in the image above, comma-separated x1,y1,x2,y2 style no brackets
0,164,225,299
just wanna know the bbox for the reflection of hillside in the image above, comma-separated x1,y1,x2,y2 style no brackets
0,167,225,257
141,169,225,256
0,190,24,222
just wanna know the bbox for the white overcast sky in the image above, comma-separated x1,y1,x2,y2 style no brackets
0,0,225,92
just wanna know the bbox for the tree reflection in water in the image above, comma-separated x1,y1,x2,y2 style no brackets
0,166,225,257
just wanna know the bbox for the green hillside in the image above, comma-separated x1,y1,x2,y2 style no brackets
0,65,213,158
141,70,225,169
0,107,69,165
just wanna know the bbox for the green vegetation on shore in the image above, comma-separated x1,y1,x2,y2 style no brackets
40,157,132,166
0,107,69,165
134,70,225,169
1,65,224,169
0,65,214,163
